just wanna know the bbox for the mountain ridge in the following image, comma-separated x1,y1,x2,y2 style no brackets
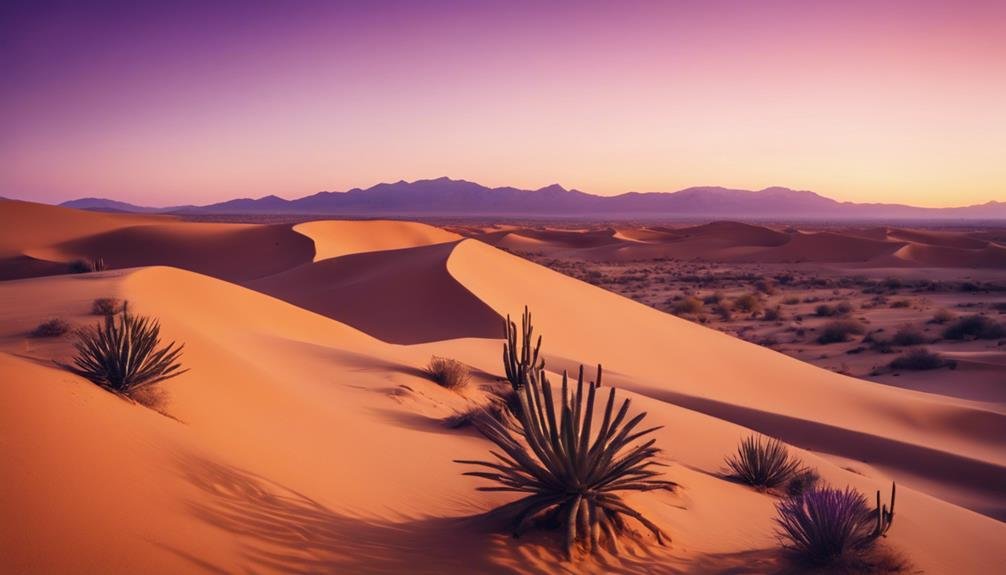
57,178,1006,219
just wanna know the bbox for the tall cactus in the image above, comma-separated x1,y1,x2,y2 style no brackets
503,306,544,391
872,482,896,539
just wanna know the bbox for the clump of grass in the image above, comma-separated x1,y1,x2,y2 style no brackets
725,435,803,489
91,297,121,316
30,318,71,338
890,326,925,347
714,302,733,321
817,319,865,344
889,348,951,371
815,301,853,317
776,483,897,568
763,305,784,322
942,315,1005,340
671,296,704,316
889,299,912,309
786,468,821,497
457,364,675,558
426,356,472,390
68,257,106,274
703,291,725,305
63,303,187,395
929,308,956,324
733,293,763,314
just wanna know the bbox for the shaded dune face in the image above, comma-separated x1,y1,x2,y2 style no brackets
247,241,502,344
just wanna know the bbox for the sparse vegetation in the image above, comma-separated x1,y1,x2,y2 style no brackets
426,356,471,390
817,319,865,344
457,364,675,558
890,326,925,347
503,306,544,391
733,293,763,314
68,257,106,274
889,348,952,371
786,468,821,497
91,297,121,316
725,435,803,489
30,318,71,338
815,301,853,317
942,315,1006,340
63,303,187,395
929,308,956,324
763,305,784,321
671,296,704,316
776,483,896,567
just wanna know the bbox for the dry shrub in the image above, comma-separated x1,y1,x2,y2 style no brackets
817,320,865,344
91,298,121,316
31,318,71,338
426,356,471,390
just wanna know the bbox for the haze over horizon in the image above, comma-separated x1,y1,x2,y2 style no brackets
3,0,1004,207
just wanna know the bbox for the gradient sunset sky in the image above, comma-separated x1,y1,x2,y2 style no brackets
2,0,1004,207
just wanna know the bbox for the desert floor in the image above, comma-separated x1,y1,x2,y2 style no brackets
2,201,1004,574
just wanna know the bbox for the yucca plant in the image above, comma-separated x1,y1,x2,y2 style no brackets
457,364,675,558
503,306,544,391
725,434,803,489
776,483,896,565
64,302,187,395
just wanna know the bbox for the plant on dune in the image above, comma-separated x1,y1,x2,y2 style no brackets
456,364,675,558
503,306,544,391
63,302,187,395
725,434,803,489
776,483,896,566
68,256,106,274
30,318,71,338
426,356,472,390
91,297,121,316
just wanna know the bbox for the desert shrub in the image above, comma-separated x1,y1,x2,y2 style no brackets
890,326,925,347
755,280,777,295
929,308,956,324
889,299,911,309
30,318,70,338
64,304,187,395
67,257,106,274
714,302,733,321
814,304,835,317
457,364,675,558
776,484,896,566
817,320,865,344
835,301,854,315
786,468,821,497
725,435,802,489
863,332,893,354
763,306,784,321
671,296,704,316
942,315,1006,340
782,296,800,305
816,302,852,317
91,297,121,316
889,348,950,371
426,356,471,390
503,307,544,391
703,291,725,305
733,293,763,314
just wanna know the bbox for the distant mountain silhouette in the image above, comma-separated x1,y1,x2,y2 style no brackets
58,177,1006,219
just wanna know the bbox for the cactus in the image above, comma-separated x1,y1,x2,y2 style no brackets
873,482,896,539
503,306,544,391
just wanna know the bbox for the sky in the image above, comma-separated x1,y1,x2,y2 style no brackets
1,0,1004,207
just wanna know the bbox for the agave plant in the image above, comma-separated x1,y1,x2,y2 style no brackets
503,306,544,391
776,483,896,565
725,434,803,489
457,364,675,558
64,302,187,395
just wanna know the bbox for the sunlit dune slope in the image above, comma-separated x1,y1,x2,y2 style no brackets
294,219,461,261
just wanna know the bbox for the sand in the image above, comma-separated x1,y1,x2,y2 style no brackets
1,200,1004,573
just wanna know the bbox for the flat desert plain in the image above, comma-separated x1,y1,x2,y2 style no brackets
2,199,1005,574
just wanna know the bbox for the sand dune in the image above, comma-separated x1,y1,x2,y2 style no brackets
294,219,461,261
1,202,1005,573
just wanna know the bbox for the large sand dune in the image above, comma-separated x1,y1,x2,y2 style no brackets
2,201,1005,573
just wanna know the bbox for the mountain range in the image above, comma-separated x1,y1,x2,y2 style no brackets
58,177,1006,220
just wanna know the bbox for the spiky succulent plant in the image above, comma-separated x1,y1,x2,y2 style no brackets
457,364,675,558
503,306,544,391
64,302,187,395
725,434,803,489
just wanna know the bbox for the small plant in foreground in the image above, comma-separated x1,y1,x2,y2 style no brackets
725,434,803,489
776,483,896,567
786,468,821,497
503,306,544,391
457,364,675,558
91,297,121,316
30,318,71,338
63,303,187,395
425,356,471,390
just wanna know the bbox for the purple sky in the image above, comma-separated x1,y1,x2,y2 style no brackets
2,0,1004,207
